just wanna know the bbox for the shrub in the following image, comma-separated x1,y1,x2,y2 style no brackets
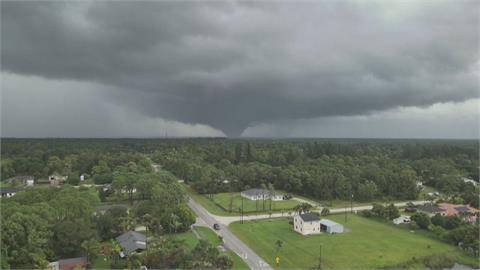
428,225,446,239
408,220,419,230
423,254,455,270
361,210,372,218
444,216,462,230
411,212,431,229
430,213,445,227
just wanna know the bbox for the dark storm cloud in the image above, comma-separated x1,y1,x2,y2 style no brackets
2,0,479,136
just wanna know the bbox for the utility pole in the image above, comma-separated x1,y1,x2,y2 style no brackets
241,195,244,224
230,181,233,213
318,244,322,270
351,194,354,213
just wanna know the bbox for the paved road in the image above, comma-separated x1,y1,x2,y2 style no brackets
187,198,273,270
203,200,429,225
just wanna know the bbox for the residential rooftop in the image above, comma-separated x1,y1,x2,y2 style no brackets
299,212,320,222
241,188,282,196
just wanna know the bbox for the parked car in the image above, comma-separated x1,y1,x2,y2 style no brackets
213,223,221,230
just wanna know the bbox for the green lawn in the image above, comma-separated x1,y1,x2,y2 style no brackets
91,255,112,269
184,184,298,216
226,250,250,270
229,214,478,269
419,185,440,199
177,230,200,250
177,227,249,269
195,226,223,246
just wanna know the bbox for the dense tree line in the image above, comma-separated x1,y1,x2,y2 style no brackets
2,138,478,206
156,140,478,205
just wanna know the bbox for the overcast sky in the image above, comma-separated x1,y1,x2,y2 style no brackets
1,0,479,138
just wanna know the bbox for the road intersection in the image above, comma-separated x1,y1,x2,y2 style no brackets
187,195,428,269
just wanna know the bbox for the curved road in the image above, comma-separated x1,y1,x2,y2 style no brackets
187,198,273,270
188,195,428,270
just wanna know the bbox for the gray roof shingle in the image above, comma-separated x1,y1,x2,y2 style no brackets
418,203,444,213
299,212,320,222
116,231,146,254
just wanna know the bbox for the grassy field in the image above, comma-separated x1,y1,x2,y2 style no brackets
184,185,239,216
184,184,299,216
177,227,249,269
195,226,223,246
229,214,478,269
177,230,201,249
91,255,112,269
212,192,299,213
419,185,440,199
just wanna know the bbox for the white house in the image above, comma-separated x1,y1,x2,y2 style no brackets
0,188,23,198
49,173,68,185
463,178,478,187
241,188,284,201
393,215,411,225
7,175,34,187
294,213,321,235
319,219,344,234
26,179,34,186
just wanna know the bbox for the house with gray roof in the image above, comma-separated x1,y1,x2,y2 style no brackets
241,188,283,201
417,203,445,217
0,188,23,198
294,213,321,235
116,231,146,256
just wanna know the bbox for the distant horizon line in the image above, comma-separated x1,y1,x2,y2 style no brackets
1,136,478,141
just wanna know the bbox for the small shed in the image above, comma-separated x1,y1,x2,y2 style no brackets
80,173,88,182
319,219,344,234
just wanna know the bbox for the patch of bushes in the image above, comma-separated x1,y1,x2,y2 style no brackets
382,253,455,269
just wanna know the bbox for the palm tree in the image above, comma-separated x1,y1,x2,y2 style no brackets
275,239,283,253
110,239,122,265
170,213,181,236
81,239,100,262
142,213,153,250
120,212,137,233
294,202,313,215
126,253,141,270
268,183,275,211
261,183,267,211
